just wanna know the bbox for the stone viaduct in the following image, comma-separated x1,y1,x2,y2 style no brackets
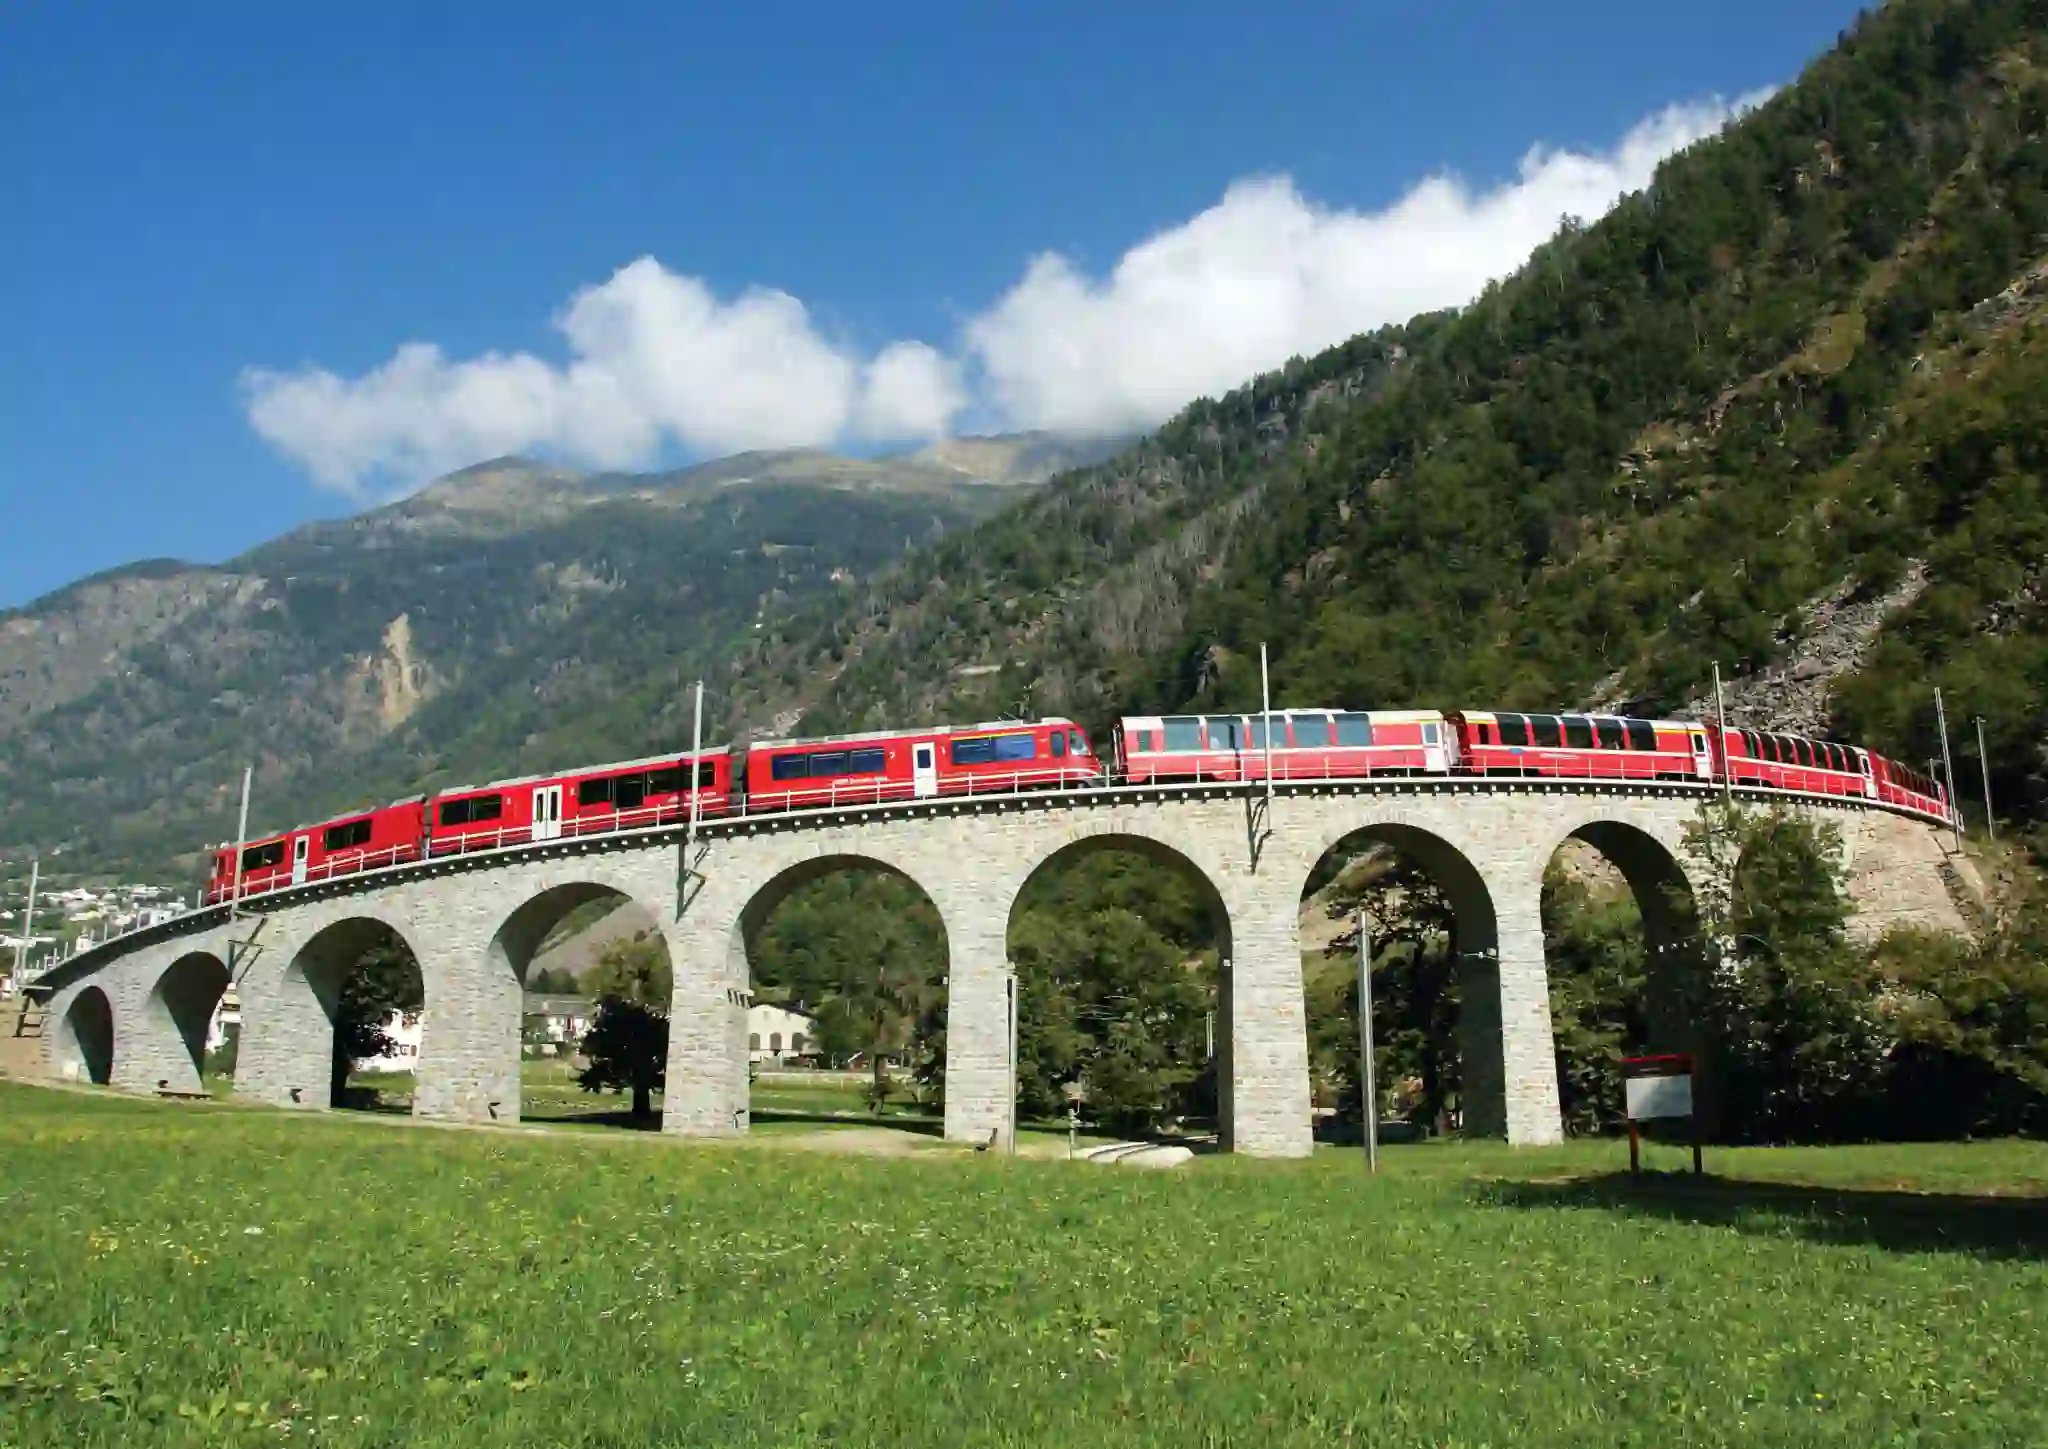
11,779,1968,1156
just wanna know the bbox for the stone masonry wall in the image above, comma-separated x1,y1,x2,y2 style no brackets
19,785,1966,1156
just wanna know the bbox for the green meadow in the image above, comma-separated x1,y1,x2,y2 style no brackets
2,1082,2044,1447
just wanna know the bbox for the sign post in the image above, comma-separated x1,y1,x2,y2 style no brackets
1622,1054,1702,1175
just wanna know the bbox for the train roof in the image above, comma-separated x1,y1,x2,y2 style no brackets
1118,708,1445,725
1453,709,1703,731
437,747,729,798
746,718,1081,750
217,794,427,849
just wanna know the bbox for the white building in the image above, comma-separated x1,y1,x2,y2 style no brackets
748,1003,817,1063
522,994,594,1057
352,1010,424,1075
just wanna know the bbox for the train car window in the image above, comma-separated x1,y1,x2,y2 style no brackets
1594,719,1626,750
1563,716,1594,749
1741,730,1759,756
1333,713,1373,747
1246,719,1272,749
1829,744,1849,772
1794,739,1815,766
1625,719,1656,751
848,748,886,774
1162,719,1203,752
699,760,719,787
242,841,285,871
1050,732,1066,757
1496,715,1529,746
1209,718,1242,750
1423,721,1441,746
614,774,648,811
578,777,613,807
475,794,503,823
770,753,809,781
950,738,994,765
807,751,849,775
993,733,1037,761
648,767,684,795
1069,730,1088,754
322,818,373,851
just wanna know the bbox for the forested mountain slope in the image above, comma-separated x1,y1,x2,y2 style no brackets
746,0,2048,833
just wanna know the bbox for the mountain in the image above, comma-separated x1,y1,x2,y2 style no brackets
0,440,1078,876
16,0,2048,883
738,0,2048,837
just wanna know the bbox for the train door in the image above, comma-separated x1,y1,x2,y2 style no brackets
1421,719,1448,774
291,834,310,886
913,742,938,798
1857,749,1878,799
1692,730,1713,780
532,785,563,841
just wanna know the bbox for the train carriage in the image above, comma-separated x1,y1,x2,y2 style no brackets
1449,711,1711,782
743,718,1101,813
1714,727,1873,802
426,750,733,856
1115,709,1450,783
205,798,426,904
1868,753,1952,824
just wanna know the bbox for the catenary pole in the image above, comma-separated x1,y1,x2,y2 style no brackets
12,857,38,992
1712,662,1733,810
228,766,252,919
685,680,705,875
1934,687,1961,848
1006,970,1018,1156
1358,908,1378,1174
1260,642,1276,808
1975,715,1996,841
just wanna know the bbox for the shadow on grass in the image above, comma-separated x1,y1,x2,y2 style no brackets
524,1108,665,1131
1483,1172,2048,1261
749,1108,944,1137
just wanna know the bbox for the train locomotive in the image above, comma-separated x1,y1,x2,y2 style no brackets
204,707,1952,904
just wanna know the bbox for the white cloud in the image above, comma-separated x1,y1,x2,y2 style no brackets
857,341,968,441
965,94,1769,435
244,259,946,495
243,93,1765,493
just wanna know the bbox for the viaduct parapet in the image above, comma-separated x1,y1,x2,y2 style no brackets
11,780,1969,1155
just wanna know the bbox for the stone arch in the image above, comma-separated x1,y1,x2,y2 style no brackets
486,878,670,1126
487,880,663,989
1534,816,1708,1133
1003,829,1235,1141
1294,819,1505,1136
276,913,427,1109
731,851,949,1131
58,986,115,1085
141,950,232,1092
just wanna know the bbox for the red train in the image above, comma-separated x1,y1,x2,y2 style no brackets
203,707,1953,905
204,721,1102,904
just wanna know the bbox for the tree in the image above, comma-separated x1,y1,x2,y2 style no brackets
527,966,582,995
1682,803,1886,1141
1872,882,2048,1137
330,938,425,1107
577,934,672,1120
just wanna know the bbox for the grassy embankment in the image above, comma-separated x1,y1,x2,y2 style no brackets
2,1081,2044,1447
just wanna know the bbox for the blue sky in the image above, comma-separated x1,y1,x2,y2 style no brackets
4,1,1867,609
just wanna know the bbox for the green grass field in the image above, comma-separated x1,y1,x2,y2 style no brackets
2,1082,2045,1447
